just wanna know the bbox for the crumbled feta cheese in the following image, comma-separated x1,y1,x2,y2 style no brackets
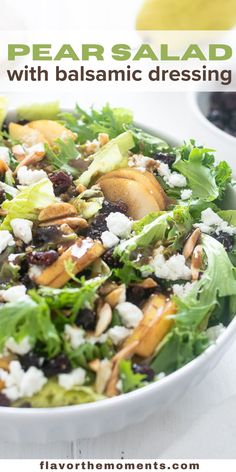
0,285,30,303
17,166,47,185
0,146,10,164
153,254,191,281
5,337,32,355
172,282,194,298
27,143,45,155
194,208,236,236
0,230,15,254
106,212,132,238
181,189,192,200
28,265,43,280
64,325,85,349
116,302,143,328
206,323,226,343
2,360,47,401
10,218,33,244
108,326,131,345
128,154,155,170
0,181,18,197
156,372,166,381
157,162,187,188
101,230,119,248
58,367,86,390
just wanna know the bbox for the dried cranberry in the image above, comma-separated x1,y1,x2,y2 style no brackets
27,250,59,266
86,213,107,240
132,364,155,381
20,352,43,371
102,248,122,269
153,152,176,167
42,354,71,378
32,226,61,246
0,189,6,205
20,274,36,290
102,200,128,215
76,308,96,330
0,393,10,407
211,232,234,252
49,171,73,196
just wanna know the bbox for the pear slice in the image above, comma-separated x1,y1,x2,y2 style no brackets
99,176,160,219
124,294,176,357
98,168,167,210
9,122,47,146
27,120,76,145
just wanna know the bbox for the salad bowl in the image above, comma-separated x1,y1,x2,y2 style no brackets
0,104,235,442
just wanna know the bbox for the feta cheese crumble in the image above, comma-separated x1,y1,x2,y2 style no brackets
0,230,15,254
116,302,143,328
58,367,86,390
0,285,30,303
64,325,85,349
101,230,119,248
181,189,192,200
108,326,131,345
158,162,187,188
10,218,33,244
106,212,132,238
0,146,10,164
2,360,47,401
194,208,236,236
5,336,32,355
17,166,47,185
206,323,226,343
153,254,192,281
172,282,195,298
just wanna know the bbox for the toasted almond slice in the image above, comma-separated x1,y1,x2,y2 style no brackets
38,203,77,222
40,216,88,229
131,278,158,289
99,282,120,296
104,284,126,308
0,380,5,390
88,359,101,373
191,244,203,281
95,303,112,337
95,359,112,394
0,159,9,174
35,237,104,288
106,341,139,397
183,228,201,260
0,357,11,371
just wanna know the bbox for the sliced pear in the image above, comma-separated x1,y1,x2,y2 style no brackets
99,176,160,219
9,122,47,146
124,294,176,357
28,120,76,145
98,168,167,210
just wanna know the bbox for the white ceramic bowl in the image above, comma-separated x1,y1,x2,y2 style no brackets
0,111,236,443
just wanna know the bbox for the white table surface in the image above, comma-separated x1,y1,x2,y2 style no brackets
0,91,236,459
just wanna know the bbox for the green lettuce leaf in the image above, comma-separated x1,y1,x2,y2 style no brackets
0,178,56,230
17,101,60,121
129,127,169,155
218,210,236,227
119,359,146,393
46,138,79,177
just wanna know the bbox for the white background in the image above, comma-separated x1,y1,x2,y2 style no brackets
0,0,236,460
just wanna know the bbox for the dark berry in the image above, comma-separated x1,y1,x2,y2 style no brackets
153,152,176,167
49,171,73,196
211,232,234,252
102,200,128,215
0,189,6,205
27,250,59,266
20,352,43,371
76,308,96,330
102,248,122,269
32,226,61,246
20,274,36,290
42,354,71,378
0,393,10,407
132,364,155,381
17,119,29,126
86,213,107,240
19,402,32,408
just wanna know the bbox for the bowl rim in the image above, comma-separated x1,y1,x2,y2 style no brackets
1,107,236,417
189,91,236,143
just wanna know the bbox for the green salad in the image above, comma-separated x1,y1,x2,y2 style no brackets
0,100,235,408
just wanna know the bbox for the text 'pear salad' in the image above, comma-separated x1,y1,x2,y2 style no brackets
0,100,235,408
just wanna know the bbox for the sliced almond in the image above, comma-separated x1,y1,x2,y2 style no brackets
0,380,5,390
99,282,119,296
88,359,101,373
191,244,203,281
0,357,11,371
131,278,158,289
35,237,104,288
104,284,126,308
112,340,139,364
95,359,112,394
106,341,139,397
95,303,112,337
0,159,9,174
183,228,201,260
40,216,88,230
38,203,77,222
